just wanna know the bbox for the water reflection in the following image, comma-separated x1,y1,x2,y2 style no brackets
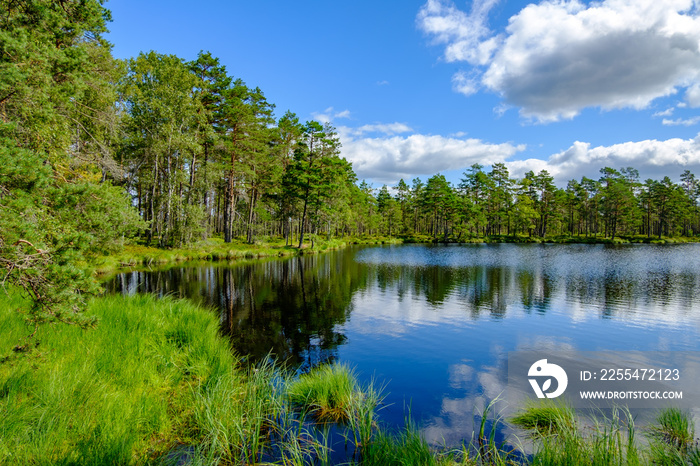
106,243,700,446
109,252,371,370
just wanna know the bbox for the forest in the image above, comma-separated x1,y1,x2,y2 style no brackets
2,0,700,324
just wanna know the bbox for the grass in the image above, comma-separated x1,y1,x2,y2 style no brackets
357,417,440,465
649,406,695,450
510,400,577,435
514,404,642,466
510,402,700,466
0,291,289,464
286,363,380,425
647,407,699,464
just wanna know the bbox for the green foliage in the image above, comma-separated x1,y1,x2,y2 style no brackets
358,418,440,466
510,401,576,435
0,0,145,346
0,0,112,159
1,140,144,342
647,407,699,464
120,51,205,247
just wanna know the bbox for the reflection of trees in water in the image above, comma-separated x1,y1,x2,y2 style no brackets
372,265,551,318
106,246,700,367
106,251,370,369
370,261,697,320
217,255,365,370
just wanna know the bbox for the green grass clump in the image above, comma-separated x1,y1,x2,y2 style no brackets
647,407,699,464
287,363,369,423
512,404,642,465
510,400,576,435
650,407,695,450
358,418,440,465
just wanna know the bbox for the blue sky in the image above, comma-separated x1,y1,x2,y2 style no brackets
106,0,700,187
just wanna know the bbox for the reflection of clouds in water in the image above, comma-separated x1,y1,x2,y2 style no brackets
345,288,478,337
418,340,700,447
448,361,474,389
421,357,530,447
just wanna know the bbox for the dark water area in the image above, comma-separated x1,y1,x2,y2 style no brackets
105,243,700,446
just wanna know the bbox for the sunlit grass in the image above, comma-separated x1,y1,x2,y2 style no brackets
510,400,577,436
286,363,380,424
511,402,700,466
647,407,699,464
0,292,279,464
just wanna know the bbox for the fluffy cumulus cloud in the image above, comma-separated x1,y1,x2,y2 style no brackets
338,125,525,184
506,134,700,182
418,0,700,121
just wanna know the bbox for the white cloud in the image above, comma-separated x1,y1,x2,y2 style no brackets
311,107,351,124
417,0,500,65
337,122,700,186
418,0,700,122
452,70,480,96
351,122,413,136
339,127,525,184
334,109,351,119
686,83,700,106
662,116,700,125
653,107,676,117
505,134,700,182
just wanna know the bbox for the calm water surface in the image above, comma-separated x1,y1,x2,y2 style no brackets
106,243,700,445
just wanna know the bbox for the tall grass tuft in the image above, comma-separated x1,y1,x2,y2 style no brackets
357,417,440,465
510,400,576,435
287,363,362,423
468,397,521,465
648,407,699,464
650,407,695,451
513,403,643,465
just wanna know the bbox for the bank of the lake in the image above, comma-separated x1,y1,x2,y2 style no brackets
91,236,403,277
91,233,698,278
0,292,256,464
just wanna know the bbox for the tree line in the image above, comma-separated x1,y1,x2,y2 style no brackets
119,50,358,249
373,164,700,241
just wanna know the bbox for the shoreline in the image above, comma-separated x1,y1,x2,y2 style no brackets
92,234,700,277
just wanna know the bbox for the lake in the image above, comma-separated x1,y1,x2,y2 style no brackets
106,243,700,446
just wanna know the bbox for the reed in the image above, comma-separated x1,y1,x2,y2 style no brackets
647,407,699,464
